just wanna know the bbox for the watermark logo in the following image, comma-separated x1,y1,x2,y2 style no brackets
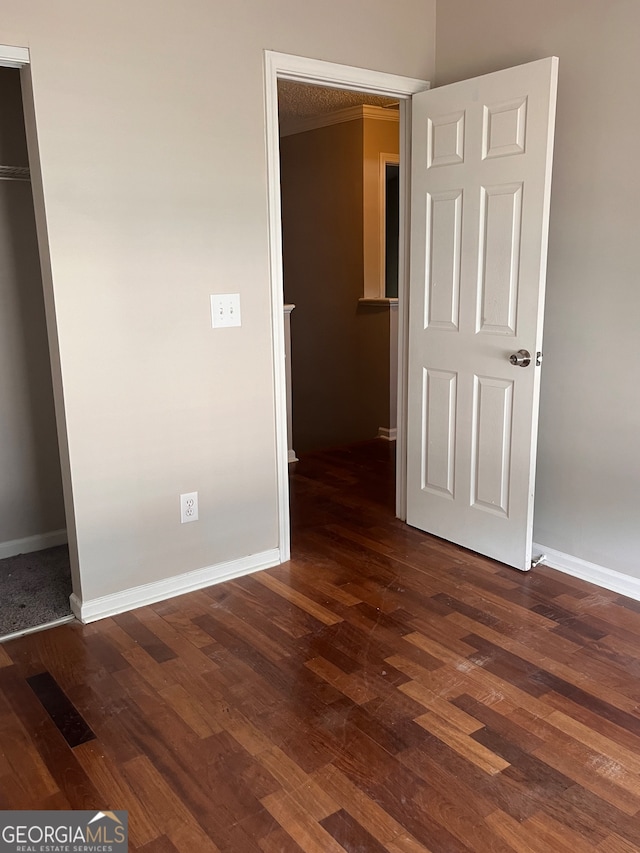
0,810,128,852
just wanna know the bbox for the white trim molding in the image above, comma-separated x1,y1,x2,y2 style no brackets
0,528,67,560
280,104,398,138
70,548,281,623
533,543,640,602
283,303,298,464
378,427,397,441
394,99,412,522
0,44,29,68
358,297,399,306
268,51,430,96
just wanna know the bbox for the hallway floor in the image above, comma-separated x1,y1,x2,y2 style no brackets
1,441,640,850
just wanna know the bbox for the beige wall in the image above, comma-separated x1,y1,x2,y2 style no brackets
0,1,436,603
0,68,65,546
435,0,640,577
280,118,394,452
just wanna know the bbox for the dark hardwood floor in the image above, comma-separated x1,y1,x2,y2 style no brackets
2,440,640,851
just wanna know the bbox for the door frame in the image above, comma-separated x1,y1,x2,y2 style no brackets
0,43,82,605
264,50,429,560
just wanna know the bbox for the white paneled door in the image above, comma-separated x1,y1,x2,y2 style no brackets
406,58,558,570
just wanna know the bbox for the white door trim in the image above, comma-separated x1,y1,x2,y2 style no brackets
0,43,81,607
0,44,29,67
264,50,429,560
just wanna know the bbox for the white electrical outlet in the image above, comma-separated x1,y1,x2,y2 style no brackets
211,293,241,328
180,491,198,523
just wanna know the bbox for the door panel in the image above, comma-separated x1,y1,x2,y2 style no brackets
477,182,522,335
406,58,558,570
426,190,462,330
422,368,457,498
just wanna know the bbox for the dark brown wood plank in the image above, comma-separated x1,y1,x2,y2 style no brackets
27,670,96,747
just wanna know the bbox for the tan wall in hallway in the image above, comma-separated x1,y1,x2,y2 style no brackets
280,113,399,454
281,120,368,452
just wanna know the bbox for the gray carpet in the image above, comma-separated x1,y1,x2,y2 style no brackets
0,545,72,637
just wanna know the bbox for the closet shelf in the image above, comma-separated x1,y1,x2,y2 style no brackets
0,165,30,181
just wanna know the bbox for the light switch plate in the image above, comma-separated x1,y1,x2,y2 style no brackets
211,293,241,328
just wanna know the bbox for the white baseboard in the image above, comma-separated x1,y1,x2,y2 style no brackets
533,542,640,602
288,449,299,463
70,547,281,624
0,528,67,560
378,427,397,441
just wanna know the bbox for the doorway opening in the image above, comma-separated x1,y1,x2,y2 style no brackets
278,80,400,452
0,62,73,640
277,79,401,547
264,51,429,564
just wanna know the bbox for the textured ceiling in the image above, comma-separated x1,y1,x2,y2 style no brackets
277,80,398,122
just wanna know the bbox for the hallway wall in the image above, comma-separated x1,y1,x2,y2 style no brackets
280,116,398,453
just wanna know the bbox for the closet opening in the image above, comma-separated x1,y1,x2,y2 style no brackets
0,66,73,640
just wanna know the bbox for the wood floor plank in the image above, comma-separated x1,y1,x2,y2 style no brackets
411,785,516,853
544,707,640,776
74,741,160,848
320,808,389,853
387,832,437,853
122,754,223,853
134,606,222,674
137,836,181,853
253,572,343,626
304,655,379,704
486,809,553,853
27,670,96,747
532,737,640,815
311,764,412,847
523,811,603,853
596,833,640,853
158,681,223,738
0,695,60,801
260,789,344,853
415,711,510,775
399,681,485,734
257,826,306,853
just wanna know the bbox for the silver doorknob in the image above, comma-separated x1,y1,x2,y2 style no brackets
509,349,531,367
